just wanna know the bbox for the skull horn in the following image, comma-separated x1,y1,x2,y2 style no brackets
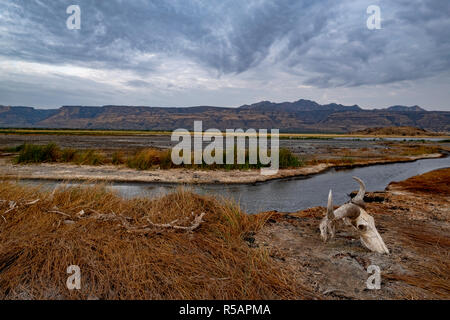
352,176,366,202
327,190,334,220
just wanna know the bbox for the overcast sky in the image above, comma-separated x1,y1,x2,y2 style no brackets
0,0,449,110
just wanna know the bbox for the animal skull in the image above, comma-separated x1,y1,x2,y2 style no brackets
319,177,389,254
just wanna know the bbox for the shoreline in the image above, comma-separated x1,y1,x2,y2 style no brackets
0,153,444,185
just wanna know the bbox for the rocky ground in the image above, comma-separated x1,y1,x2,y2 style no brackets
252,168,450,299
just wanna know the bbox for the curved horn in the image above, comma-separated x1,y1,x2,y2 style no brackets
327,190,334,220
352,176,366,202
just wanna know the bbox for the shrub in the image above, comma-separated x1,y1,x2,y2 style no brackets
16,143,60,163
75,150,105,166
127,149,163,170
278,148,303,168
60,148,78,162
159,149,173,169
112,151,126,165
2,144,25,153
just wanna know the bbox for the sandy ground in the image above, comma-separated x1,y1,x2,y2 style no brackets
252,169,450,299
0,153,443,184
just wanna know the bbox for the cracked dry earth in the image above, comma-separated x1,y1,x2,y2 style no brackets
251,168,450,300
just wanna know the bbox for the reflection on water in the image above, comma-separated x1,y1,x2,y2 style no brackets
19,157,449,214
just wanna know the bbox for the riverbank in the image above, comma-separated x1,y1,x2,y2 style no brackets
0,153,444,184
0,168,448,299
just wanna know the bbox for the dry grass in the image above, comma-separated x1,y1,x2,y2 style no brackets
0,182,314,300
126,148,173,169
399,145,440,156
351,126,439,137
385,221,450,298
389,168,450,195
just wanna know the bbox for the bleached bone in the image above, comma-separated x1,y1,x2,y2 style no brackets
319,177,389,254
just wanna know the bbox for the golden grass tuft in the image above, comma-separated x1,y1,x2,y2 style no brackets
389,168,450,195
0,182,313,300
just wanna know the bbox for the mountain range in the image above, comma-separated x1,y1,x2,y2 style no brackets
0,99,449,133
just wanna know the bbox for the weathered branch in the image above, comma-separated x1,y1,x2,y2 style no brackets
48,210,71,218
127,212,206,233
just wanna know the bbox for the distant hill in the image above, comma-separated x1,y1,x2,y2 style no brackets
0,100,449,133
385,105,426,112
351,126,440,136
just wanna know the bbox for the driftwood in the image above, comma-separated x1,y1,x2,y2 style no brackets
25,199,40,206
48,210,71,218
1,197,206,233
147,212,206,231
0,199,41,222
126,212,206,233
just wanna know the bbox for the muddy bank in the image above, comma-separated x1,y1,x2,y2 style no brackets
253,168,450,299
0,153,443,184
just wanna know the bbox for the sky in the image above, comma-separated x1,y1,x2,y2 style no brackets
0,0,449,111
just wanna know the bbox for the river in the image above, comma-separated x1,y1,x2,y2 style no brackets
19,156,449,214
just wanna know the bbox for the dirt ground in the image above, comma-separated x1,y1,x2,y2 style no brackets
253,168,450,299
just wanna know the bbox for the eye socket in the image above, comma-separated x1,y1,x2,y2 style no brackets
358,224,367,231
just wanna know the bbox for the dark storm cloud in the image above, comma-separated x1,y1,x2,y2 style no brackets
0,0,449,98
1,0,334,74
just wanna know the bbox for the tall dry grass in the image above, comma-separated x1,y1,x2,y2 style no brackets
0,182,314,300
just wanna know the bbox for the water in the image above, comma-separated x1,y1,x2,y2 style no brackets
19,157,449,214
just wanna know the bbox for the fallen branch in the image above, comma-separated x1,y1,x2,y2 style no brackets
47,210,71,218
146,212,206,232
25,199,40,206
0,199,39,215
124,212,206,234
